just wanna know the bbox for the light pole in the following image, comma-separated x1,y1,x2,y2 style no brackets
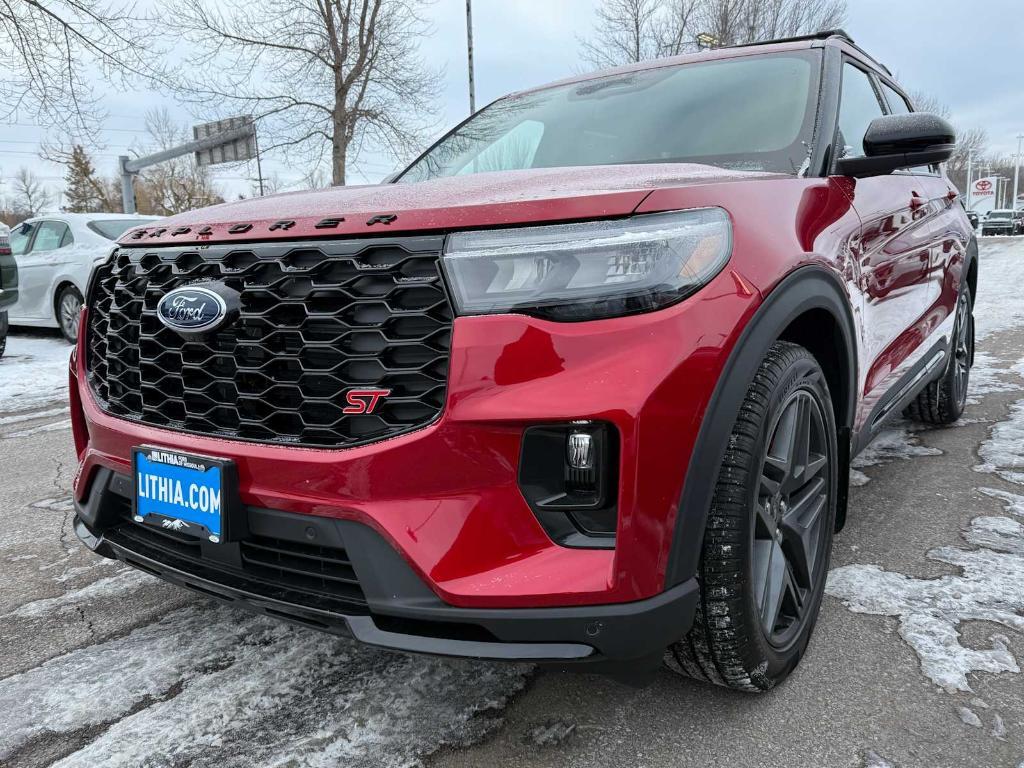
1013,133,1023,211
966,151,973,210
465,0,476,114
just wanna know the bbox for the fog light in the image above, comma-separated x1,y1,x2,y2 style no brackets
567,431,594,470
518,422,618,546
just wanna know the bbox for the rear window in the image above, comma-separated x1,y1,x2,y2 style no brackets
400,51,821,180
88,219,158,240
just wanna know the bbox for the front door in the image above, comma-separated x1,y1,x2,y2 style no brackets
833,61,955,428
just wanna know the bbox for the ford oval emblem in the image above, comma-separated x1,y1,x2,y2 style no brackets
157,285,230,334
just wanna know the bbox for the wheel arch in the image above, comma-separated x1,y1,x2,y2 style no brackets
964,235,978,305
664,265,858,588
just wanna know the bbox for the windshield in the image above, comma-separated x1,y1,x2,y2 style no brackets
400,51,820,182
88,218,158,240
989,212,1012,220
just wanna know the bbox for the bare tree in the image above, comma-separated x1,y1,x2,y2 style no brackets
166,0,442,186
908,91,988,194
581,0,846,66
9,167,54,218
132,108,223,215
908,90,950,118
579,0,662,67
0,1,159,138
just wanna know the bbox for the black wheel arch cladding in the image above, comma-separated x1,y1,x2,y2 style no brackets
664,265,857,587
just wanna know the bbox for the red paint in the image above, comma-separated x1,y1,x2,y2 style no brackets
76,40,973,614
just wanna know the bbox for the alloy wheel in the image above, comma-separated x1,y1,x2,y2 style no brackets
753,388,831,648
951,293,972,409
60,292,82,341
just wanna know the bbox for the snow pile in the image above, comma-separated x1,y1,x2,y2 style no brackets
0,334,71,414
827,513,1024,692
0,604,530,768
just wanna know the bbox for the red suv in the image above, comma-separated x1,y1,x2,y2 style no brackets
71,31,975,690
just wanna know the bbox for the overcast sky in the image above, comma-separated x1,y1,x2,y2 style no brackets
3,0,1023,205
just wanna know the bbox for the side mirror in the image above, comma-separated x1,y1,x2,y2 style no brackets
837,113,955,178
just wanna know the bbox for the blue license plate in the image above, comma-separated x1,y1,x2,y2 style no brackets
133,447,230,542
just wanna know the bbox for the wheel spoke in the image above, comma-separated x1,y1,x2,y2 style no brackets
779,483,826,587
758,539,787,631
788,397,812,492
754,498,777,538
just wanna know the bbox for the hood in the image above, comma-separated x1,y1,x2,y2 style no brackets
119,163,781,246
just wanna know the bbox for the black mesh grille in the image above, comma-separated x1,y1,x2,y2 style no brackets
86,237,453,447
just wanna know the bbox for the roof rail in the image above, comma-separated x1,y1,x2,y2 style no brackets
728,28,854,48
726,28,891,76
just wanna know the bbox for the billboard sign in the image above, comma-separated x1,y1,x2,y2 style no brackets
193,116,256,167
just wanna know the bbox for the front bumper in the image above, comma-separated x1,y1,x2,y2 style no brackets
72,261,758,611
74,467,698,662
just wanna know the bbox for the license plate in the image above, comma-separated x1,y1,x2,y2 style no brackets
132,447,234,543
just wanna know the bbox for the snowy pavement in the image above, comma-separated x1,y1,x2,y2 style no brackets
2,238,1024,768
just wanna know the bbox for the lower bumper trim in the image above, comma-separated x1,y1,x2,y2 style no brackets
74,467,699,663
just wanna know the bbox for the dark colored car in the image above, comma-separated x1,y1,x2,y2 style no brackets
0,226,17,359
965,209,979,229
70,30,975,690
981,209,1016,236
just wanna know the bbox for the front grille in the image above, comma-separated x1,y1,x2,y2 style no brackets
86,237,452,448
107,513,369,613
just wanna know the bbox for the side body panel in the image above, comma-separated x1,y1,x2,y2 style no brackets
844,173,968,432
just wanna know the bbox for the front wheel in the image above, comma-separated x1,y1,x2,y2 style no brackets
665,341,837,691
56,285,84,344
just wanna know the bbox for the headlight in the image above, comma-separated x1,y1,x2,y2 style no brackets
442,208,732,321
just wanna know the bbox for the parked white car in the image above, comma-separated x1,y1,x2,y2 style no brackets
8,213,159,342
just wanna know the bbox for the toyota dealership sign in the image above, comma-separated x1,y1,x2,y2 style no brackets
972,176,998,214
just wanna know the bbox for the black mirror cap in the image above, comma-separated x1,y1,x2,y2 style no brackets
837,112,956,178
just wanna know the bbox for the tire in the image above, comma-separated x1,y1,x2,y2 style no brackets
665,341,838,692
0,311,7,359
904,290,973,426
56,285,84,344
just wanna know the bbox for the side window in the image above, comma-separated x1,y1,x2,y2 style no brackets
60,226,75,248
31,222,70,252
880,81,937,175
880,83,912,115
836,63,885,159
9,222,36,256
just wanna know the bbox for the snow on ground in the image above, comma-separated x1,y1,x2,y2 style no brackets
967,351,1024,405
0,333,71,414
2,569,148,620
0,605,529,767
848,420,942,486
974,398,1024,486
974,236,1024,340
826,513,1024,693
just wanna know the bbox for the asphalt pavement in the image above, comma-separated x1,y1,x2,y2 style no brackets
1,239,1023,768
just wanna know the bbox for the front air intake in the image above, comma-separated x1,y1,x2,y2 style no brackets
86,236,453,448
